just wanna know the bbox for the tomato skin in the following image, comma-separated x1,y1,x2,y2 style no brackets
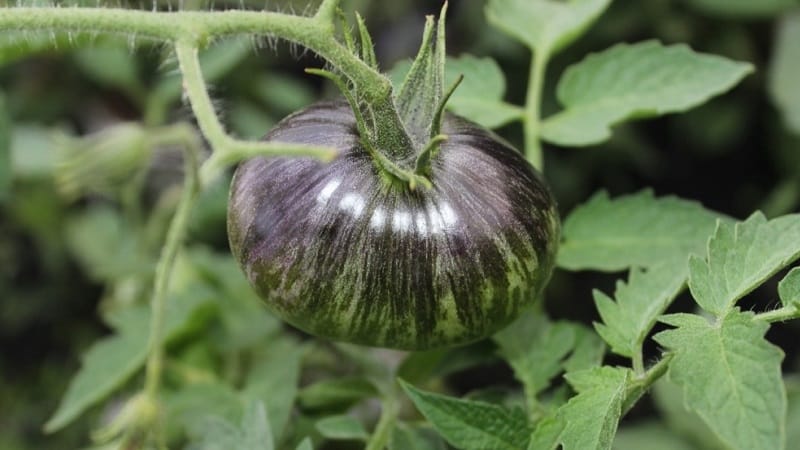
228,100,559,350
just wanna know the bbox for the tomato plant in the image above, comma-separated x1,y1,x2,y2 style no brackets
1,1,800,449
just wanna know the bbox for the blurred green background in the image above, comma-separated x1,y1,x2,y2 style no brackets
1,0,799,449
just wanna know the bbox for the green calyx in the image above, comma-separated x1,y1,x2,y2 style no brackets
311,3,459,190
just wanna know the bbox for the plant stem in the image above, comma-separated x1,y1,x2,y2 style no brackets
0,7,390,102
173,40,336,184
365,395,399,450
632,347,645,378
755,304,800,323
143,126,200,399
523,49,548,171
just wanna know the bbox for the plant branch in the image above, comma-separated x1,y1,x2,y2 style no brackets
755,304,800,323
523,49,548,171
365,391,399,450
0,7,391,102
143,124,200,399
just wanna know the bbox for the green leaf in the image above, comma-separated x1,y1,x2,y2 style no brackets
400,380,531,450
541,41,753,146
651,378,727,450
557,366,631,450
689,212,800,316
558,190,725,272
594,264,686,358
45,290,213,432
485,0,611,55
73,44,143,99
298,377,378,411
165,382,243,437
10,124,57,178
494,309,576,396
527,415,565,450
683,0,798,18
0,92,10,201
295,437,313,450
612,421,695,450
562,323,606,373
390,422,447,450
186,401,274,450
443,55,522,128
769,11,800,136
315,415,369,441
653,311,786,450
242,337,306,442
44,323,149,433
779,267,800,307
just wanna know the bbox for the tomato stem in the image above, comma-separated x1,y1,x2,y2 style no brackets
142,126,199,400
524,49,549,172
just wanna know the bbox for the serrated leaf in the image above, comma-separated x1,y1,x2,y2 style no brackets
389,55,522,129
527,415,565,450
45,290,213,432
315,415,369,441
485,0,611,55
298,377,378,411
651,378,727,450
779,267,800,307
684,0,798,18
186,401,274,450
558,366,631,450
594,264,686,358
558,190,725,272
541,41,753,146
494,309,576,396
400,380,531,450
653,311,786,450
769,11,800,136
689,212,800,316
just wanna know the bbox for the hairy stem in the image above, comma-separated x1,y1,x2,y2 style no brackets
523,50,548,171
143,125,200,399
0,7,390,101
755,304,800,323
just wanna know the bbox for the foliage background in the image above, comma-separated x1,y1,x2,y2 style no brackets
1,0,799,449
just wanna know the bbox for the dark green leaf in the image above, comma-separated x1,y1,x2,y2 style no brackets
654,311,786,450
541,41,753,146
401,380,531,450
558,190,725,272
